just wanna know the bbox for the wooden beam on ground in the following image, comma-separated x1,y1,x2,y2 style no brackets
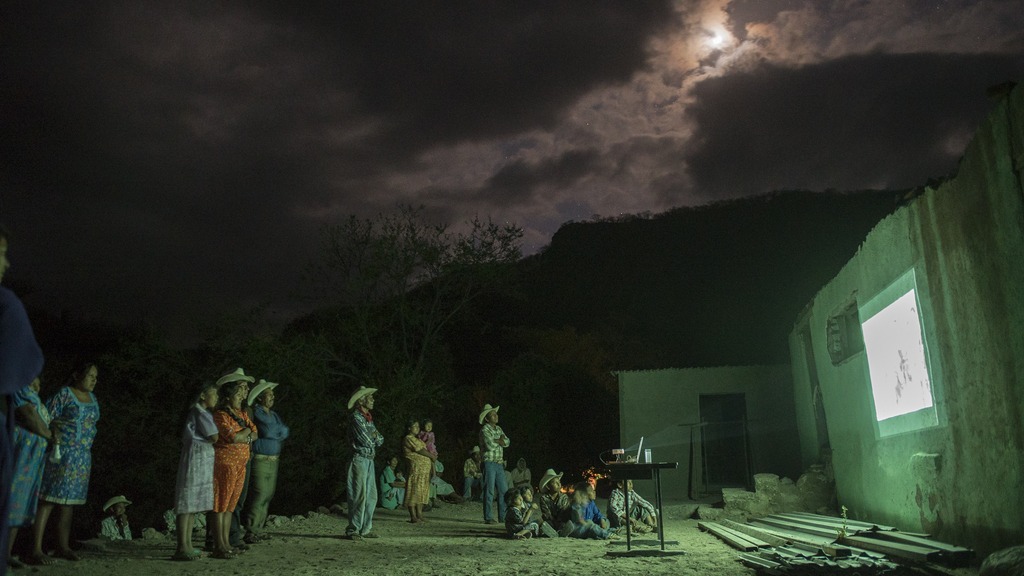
697,521,770,551
841,535,939,562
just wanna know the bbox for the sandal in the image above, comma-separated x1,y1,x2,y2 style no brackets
54,549,81,561
171,550,200,561
26,553,55,566
211,549,235,560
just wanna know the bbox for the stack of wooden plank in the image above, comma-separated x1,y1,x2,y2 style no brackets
699,511,975,574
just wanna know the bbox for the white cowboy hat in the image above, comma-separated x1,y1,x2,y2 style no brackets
103,495,132,512
247,379,279,406
347,385,377,410
478,403,499,425
538,469,563,491
469,446,480,454
216,368,255,387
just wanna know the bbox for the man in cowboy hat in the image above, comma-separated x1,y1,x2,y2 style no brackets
99,496,133,540
345,386,383,541
477,404,510,524
538,469,573,536
462,446,482,501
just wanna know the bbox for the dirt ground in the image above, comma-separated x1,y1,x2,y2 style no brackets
12,500,983,576
11,500,756,576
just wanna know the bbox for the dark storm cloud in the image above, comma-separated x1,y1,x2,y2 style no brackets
680,53,1024,199
0,1,677,337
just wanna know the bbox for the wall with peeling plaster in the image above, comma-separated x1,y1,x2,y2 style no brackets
789,82,1024,554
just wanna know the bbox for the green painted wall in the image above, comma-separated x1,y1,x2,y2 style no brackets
617,365,800,501
789,83,1024,554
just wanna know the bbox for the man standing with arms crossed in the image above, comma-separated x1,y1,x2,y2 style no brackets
478,404,509,524
345,386,383,541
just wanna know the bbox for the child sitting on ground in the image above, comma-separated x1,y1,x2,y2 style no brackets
568,482,616,540
518,485,558,538
504,488,540,540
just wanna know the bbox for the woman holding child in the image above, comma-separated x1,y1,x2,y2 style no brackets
402,421,434,523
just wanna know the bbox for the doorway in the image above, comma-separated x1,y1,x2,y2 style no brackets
698,393,751,490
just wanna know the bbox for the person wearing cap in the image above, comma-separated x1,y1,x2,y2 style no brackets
243,380,288,543
538,469,573,536
345,386,383,540
462,446,482,501
99,496,132,540
477,404,510,524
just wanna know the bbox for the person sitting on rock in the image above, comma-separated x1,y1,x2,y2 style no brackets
99,496,133,540
379,455,406,510
607,479,657,533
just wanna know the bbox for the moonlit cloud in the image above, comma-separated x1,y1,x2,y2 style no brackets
2,0,1022,337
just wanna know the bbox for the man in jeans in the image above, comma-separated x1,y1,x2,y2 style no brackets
477,404,510,524
345,386,383,540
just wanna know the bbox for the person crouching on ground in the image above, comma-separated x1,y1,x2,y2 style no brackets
378,456,406,510
568,482,616,540
607,479,657,534
99,496,132,540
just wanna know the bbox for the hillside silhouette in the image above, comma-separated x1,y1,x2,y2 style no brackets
508,189,900,369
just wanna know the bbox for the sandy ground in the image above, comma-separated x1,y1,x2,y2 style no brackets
12,500,984,576
11,500,758,576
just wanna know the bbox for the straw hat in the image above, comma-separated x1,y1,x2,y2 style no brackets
216,368,255,387
103,495,132,512
478,403,499,425
538,469,563,491
347,385,377,410
247,379,278,406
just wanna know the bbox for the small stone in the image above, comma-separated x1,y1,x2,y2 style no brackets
981,545,1024,576
141,527,165,540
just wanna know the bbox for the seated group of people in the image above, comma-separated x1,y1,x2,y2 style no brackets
516,469,658,540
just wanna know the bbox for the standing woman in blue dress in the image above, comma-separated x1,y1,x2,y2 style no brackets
5,377,52,569
29,364,100,565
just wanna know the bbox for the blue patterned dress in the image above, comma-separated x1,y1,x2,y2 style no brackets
7,387,50,526
39,387,99,505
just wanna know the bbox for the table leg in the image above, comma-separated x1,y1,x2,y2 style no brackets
654,469,665,551
624,487,632,550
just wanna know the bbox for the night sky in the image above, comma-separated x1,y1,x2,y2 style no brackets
3,1,1023,339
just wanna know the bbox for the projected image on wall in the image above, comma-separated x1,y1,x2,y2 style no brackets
861,289,934,422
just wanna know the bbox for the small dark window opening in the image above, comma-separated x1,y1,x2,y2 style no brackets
826,301,864,365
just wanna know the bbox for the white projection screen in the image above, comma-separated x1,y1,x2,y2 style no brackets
859,269,939,436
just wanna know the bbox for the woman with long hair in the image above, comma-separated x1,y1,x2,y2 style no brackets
211,380,256,559
30,363,100,564
171,383,219,561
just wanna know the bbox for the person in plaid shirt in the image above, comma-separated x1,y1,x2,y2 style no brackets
477,404,509,524
344,386,383,541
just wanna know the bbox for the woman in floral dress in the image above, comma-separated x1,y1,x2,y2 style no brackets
5,377,52,569
171,382,219,561
402,420,434,524
211,380,256,559
30,363,100,565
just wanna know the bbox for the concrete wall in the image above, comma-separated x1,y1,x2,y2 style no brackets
617,365,800,501
789,83,1024,553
